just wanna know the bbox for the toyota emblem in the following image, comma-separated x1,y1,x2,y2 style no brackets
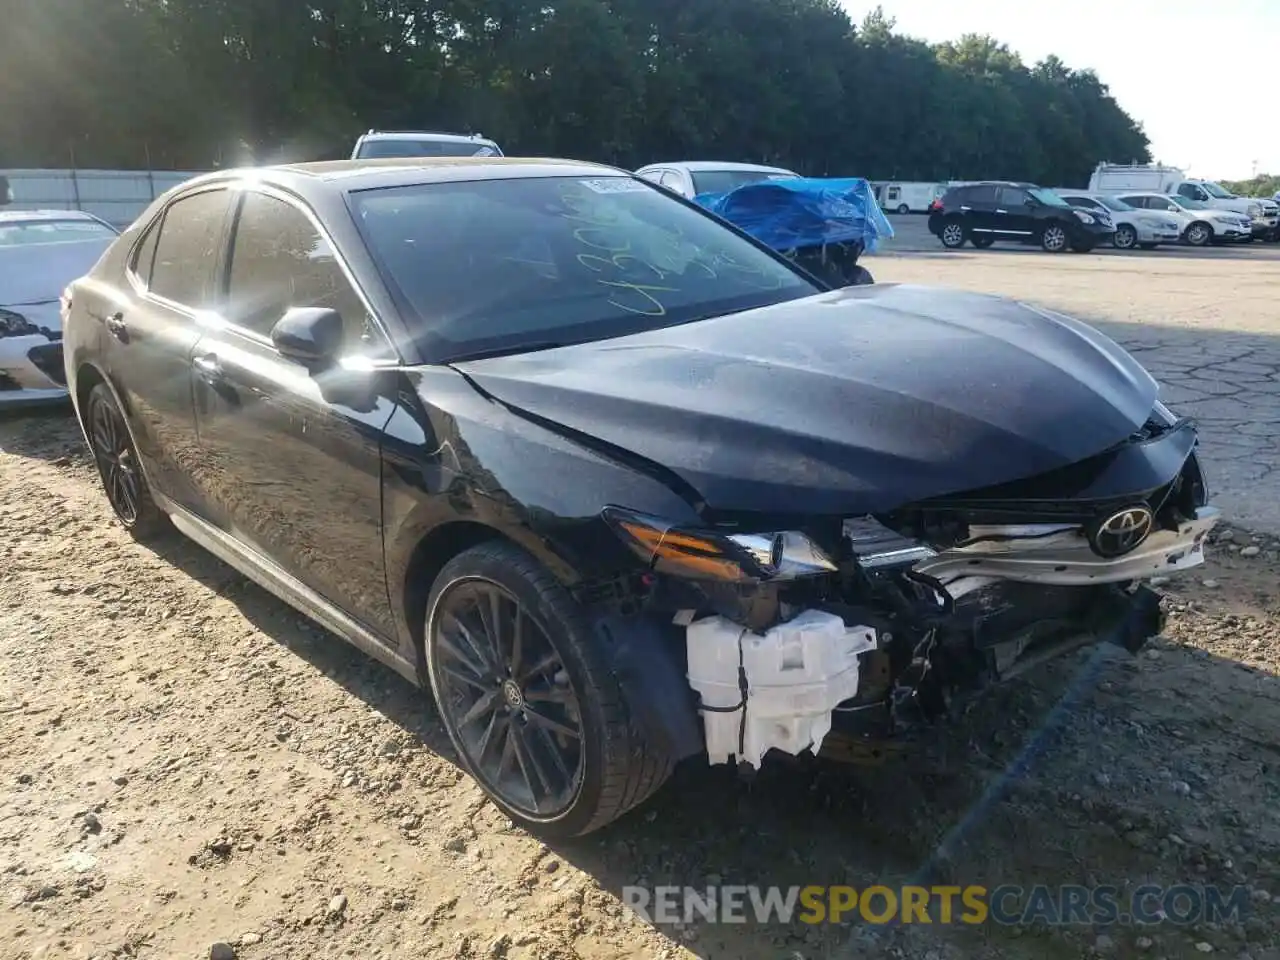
1089,505,1155,558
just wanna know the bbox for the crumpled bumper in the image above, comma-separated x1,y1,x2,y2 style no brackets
0,333,68,405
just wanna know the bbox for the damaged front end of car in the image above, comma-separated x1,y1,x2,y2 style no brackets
592,400,1218,769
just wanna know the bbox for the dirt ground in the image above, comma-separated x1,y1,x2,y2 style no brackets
2,405,1279,960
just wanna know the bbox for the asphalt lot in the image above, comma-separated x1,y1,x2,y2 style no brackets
874,214,1280,533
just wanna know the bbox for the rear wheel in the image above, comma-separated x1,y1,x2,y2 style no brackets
1040,223,1069,253
896,203,910,215
1113,224,1138,250
424,542,674,838
1184,221,1212,246
939,219,967,248
85,383,166,539
970,236,995,249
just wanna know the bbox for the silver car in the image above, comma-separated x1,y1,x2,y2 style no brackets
0,210,118,407
1054,190,1184,250
634,161,800,199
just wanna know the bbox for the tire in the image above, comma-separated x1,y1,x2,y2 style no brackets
1138,243,1158,250
1184,221,1213,246
85,382,167,539
939,219,967,248
424,541,674,838
896,203,910,215
970,236,995,249
1113,224,1138,250
1040,223,1069,253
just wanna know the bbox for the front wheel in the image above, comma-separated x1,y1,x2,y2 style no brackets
85,383,166,539
1184,221,1213,246
939,219,967,248
896,203,910,215
1040,223,1069,253
424,542,674,838
1113,224,1138,250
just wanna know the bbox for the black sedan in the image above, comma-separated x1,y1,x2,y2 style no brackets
62,158,1220,837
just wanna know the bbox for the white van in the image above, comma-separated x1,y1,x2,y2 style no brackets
879,182,945,214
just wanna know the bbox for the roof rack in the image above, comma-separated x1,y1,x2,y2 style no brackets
363,128,488,140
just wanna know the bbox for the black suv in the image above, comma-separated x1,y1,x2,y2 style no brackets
928,182,1115,253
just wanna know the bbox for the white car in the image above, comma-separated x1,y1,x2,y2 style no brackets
1054,190,1184,250
634,161,800,199
0,210,119,406
350,129,503,159
1115,193,1253,246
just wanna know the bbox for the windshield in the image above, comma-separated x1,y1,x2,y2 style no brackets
1169,195,1210,211
1200,181,1234,199
1029,188,1071,208
690,169,800,195
352,176,818,362
1095,196,1132,212
357,139,502,159
0,218,118,246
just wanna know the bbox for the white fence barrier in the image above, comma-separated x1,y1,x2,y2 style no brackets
1,168,206,229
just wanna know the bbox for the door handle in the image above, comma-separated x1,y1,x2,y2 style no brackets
959,205,971,211
104,312,127,340
995,209,1008,214
193,353,223,384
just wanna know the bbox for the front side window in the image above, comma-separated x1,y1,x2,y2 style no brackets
1096,196,1132,212
352,175,818,362
689,169,799,195
0,218,117,247
1200,181,1233,199
997,186,1030,207
1177,183,1207,200
226,191,379,352
149,189,229,308
1169,195,1209,210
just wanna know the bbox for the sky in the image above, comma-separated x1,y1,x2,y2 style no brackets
841,0,1280,181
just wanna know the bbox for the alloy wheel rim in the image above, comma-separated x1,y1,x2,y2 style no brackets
90,398,140,525
942,224,963,246
431,579,584,819
1116,226,1136,249
1044,227,1066,250
1188,224,1209,244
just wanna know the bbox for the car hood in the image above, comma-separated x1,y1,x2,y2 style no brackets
454,284,1158,516
0,238,113,329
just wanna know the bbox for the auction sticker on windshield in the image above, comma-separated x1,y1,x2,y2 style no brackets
579,178,650,194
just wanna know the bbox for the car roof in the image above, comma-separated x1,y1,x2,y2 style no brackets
949,181,1038,189
175,157,627,199
638,161,797,174
0,209,108,224
357,131,499,145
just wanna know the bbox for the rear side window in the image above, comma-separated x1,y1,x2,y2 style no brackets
149,189,229,308
130,218,161,284
226,191,377,350
965,185,997,204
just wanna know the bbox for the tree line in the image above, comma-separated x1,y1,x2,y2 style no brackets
0,0,1151,187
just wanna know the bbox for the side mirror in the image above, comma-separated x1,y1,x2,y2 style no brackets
0,175,11,206
270,306,344,369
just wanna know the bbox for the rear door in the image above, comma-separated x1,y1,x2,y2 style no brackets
963,184,1001,236
107,186,232,513
190,186,401,639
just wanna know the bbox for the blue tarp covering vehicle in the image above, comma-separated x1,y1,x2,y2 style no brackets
693,176,893,287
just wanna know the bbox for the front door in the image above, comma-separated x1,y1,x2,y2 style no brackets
106,186,232,514
995,185,1038,238
190,186,401,640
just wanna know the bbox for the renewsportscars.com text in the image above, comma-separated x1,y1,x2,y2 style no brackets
622,884,1251,927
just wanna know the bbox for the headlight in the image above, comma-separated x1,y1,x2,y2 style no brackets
603,507,838,582
0,307,38,337
1073,210,1096,224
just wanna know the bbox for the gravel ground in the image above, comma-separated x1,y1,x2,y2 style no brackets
3,251,1280,960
